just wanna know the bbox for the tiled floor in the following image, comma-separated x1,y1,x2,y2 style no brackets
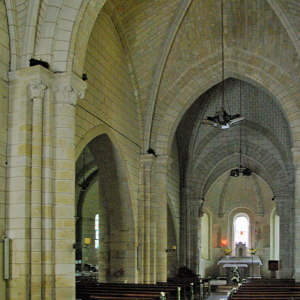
205,292,228,300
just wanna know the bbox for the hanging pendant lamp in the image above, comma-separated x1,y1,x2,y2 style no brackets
230,81,252,177
203,0,244,129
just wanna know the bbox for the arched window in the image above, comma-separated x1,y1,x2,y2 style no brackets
95,214,99,249
233,213,250,249
201,213,210,260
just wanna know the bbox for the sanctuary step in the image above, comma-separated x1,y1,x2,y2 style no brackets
214,285,234,293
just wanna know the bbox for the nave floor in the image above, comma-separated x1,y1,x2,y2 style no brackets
205,292,228,300
207,280,231,300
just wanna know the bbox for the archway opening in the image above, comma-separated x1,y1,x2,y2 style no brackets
75,134,136,282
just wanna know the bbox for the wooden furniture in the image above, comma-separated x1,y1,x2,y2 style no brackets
228,279,300,300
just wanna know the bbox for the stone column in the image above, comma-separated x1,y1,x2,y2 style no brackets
190,200,201,274
139,154,155,283
7,67,86,299
28,80,47,299
7,66,51,300
179,186,188,267
275,196,294,279
154,155,172,282
53,73,86,299
292,148,300,281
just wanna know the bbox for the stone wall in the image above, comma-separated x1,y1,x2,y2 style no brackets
167,138,181,242
77,10,141,207
75,10,142,281
0,0,9,292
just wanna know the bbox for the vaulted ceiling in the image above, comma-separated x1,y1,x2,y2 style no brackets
5,0,300,205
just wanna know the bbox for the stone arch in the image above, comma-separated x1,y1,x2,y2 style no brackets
4,0,18,70
152,55,300,156
76,124,136,220
267,0,300,57
190,140,291,201
66,0,108,75
143,0,193,152
34,0,66,67
190,119,291,170
215,173,272,220
75,126,137,281
77,133,137,281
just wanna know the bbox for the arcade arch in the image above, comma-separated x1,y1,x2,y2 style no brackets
75,134,137,282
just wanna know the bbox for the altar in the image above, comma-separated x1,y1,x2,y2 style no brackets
217,243,262,284
217,256,262,281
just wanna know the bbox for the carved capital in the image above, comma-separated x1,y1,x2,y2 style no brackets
140,154,155,172
55,84,84,106
28,80,47,100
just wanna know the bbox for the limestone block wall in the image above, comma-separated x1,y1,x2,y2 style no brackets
158,139,181,278
0,0,9,292
167,138,181,243
77,10,141,209
75,11,142,282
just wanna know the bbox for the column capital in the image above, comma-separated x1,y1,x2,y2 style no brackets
54,72,87,106
55,84,82,106
140,154,156,170
28,80,47,100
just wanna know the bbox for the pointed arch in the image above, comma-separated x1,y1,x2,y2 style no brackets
152,54,300,156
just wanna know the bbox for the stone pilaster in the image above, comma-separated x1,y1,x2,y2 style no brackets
275,196,294,279
53,73,86,299
28,79,47,299
179,186,187,267
153,155,172,282
7,66,52,300
292,148,300,281
139,154,155,283
190,200,201,274
7,66,86,300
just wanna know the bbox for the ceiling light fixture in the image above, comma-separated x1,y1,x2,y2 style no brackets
203,0,244,129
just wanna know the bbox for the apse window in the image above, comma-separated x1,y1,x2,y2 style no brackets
95,214,99,249
234,214,249,247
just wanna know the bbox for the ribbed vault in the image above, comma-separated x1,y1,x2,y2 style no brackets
176,78,293,208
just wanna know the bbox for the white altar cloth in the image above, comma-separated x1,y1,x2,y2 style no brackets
218,256,262,279
217,256,262,265
222,264,248,268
